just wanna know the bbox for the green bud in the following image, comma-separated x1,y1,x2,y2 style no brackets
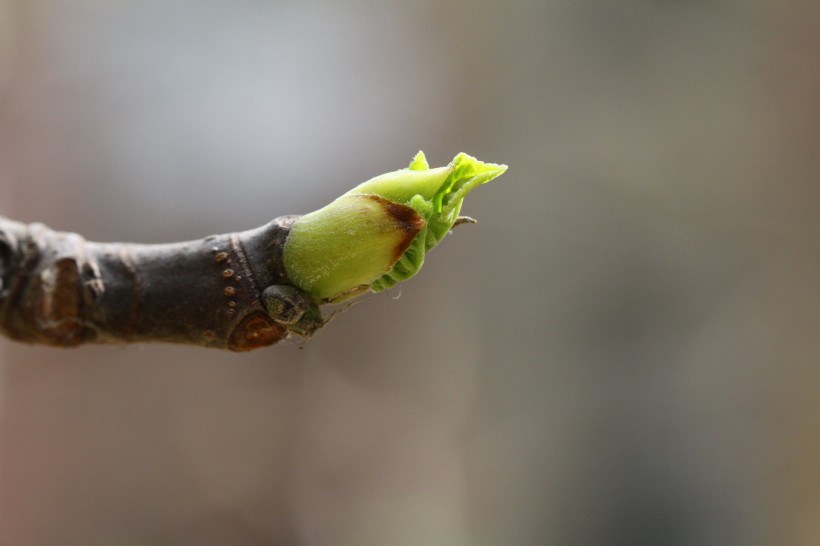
283,152,507,302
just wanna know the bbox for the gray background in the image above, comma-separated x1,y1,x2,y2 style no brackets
1,1,819,544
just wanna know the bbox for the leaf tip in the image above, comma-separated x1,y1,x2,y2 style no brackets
408,151,430,171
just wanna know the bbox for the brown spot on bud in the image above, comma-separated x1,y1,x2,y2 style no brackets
384,201,425,234
214,252,228,263
222,268,235,278
224,286,237,296
366,196,425,263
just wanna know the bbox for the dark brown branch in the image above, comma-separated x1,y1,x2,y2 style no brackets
0,215,314,351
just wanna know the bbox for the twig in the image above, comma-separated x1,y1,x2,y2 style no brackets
0,151,506,352
0,215,314,351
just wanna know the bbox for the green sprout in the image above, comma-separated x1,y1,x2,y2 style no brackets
263,151,508,339
284,152,507,303
282,151,507,304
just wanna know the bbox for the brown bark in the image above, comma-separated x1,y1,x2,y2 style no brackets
0,215,316,351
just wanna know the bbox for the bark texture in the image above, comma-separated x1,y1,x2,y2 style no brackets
0,215,302,351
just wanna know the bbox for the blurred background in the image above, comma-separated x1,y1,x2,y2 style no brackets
1,1,819,544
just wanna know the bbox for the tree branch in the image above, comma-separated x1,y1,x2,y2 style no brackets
0,215,313,351
0,151,506,352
